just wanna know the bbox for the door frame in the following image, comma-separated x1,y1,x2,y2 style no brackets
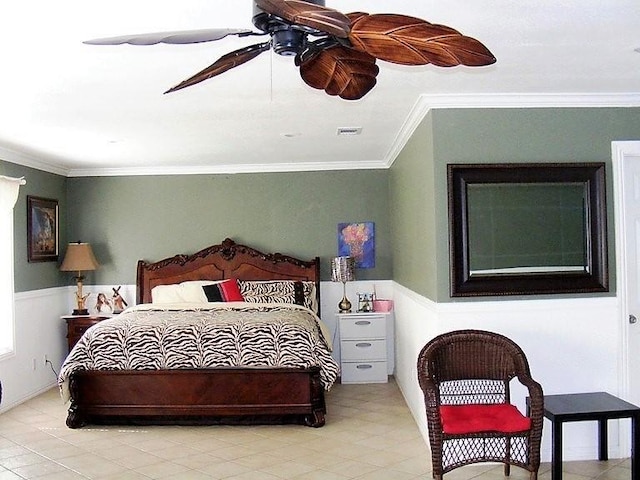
612,141,640,404
611,141,640,456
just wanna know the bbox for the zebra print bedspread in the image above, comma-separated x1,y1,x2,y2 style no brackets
59,303,340,400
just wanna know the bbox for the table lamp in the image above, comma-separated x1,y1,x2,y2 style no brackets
60,241,99,315
331,256,355,313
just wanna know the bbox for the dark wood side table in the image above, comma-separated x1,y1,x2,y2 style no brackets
528,392,640,480
63,315,112,352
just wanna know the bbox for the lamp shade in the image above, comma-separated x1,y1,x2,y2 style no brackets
60,242,99,272
331,256,355,283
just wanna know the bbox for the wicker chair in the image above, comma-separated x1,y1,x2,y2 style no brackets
417,330,543,480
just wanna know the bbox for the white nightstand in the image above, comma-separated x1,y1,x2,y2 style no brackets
337,312,393,384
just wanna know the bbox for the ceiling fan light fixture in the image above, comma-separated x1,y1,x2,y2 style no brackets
272,28,306,56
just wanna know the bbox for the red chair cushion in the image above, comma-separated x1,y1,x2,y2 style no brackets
440,403,531,434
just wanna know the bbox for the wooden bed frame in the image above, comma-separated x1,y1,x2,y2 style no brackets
66,238,326,428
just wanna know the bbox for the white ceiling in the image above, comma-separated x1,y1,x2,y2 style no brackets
1,1,639,177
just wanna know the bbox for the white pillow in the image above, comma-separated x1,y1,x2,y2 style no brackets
151,280,222,304
151,284,182,304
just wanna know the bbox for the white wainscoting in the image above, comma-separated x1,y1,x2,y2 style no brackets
392,283,623,463
1,288,69,413
1,284,137,413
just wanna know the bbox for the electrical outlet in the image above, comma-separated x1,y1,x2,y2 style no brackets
32,358,37,371
43,354,49,365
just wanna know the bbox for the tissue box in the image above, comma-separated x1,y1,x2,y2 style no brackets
373,299,393,312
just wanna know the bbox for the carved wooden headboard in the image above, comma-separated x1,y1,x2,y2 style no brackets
136,238,320,305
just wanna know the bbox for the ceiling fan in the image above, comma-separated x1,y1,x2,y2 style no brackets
85,0,496,100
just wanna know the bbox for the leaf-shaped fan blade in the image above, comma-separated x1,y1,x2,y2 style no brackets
255,0,351,38
347,13,496,67
84,28,256,45
299,45,379,100
165,42,271,94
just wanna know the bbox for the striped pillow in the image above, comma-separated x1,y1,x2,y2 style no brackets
238,280,318,314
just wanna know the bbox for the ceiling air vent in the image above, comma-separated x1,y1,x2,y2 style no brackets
337,127,362,136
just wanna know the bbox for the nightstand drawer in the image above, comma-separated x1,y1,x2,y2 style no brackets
340,339,387,360
341,361,388,384
64,315,111,352
69,323,93,338
339,315,386,339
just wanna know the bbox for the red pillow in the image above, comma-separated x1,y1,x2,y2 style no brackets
218,279,244,302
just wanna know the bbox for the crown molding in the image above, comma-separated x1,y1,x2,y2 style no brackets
383,92,640,168
0,145,70,177
67,159,389,177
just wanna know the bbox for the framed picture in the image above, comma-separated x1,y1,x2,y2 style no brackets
27,196,59,262
338,222,375,268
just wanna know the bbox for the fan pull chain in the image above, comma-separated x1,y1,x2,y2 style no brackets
270,48,274,102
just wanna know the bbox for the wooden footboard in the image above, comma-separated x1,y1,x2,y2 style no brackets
66,367,326,428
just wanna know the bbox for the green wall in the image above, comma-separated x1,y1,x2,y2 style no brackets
67,170,392,285
391,107,640,302
389,112,439,298
0,160,68,292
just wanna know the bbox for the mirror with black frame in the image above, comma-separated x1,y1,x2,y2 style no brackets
448,163,608,297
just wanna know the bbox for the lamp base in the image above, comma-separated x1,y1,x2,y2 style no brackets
72,309,89,316
338,296,352,313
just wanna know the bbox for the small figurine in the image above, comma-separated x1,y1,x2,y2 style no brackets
112,286,128,313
